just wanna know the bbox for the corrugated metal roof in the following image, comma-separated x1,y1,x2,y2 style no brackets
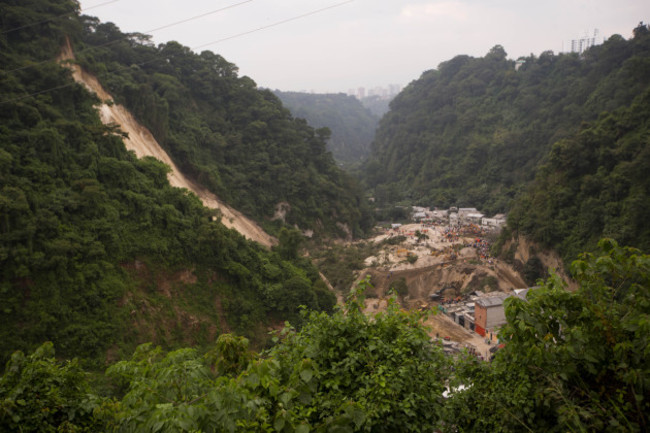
476,294,508,308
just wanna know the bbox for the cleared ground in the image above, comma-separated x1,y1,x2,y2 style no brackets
357,223,527,354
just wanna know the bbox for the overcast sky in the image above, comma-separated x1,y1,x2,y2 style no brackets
77,0,649,93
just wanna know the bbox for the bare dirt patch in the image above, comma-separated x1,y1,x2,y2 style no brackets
59,39,276,248
351,223,528,353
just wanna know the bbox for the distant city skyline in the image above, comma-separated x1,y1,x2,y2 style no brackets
281,83,403,99
347,84,403,100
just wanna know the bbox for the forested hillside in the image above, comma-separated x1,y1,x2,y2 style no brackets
0,0,337,364
364,26,650,217
273,91,378,165
508,84,650,264
73,18,371,237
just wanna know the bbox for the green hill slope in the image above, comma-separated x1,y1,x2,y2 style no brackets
0,0,338,364
364,28,650,216
508,84,650,264
73,19,371,238
273,91,378,165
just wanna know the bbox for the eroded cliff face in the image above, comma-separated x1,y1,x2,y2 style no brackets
503,235,577,290
59,38,276,247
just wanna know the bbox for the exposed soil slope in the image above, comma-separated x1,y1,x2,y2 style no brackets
358,223,526,355
358,224,527,303
507,235,577,290
59,39,276,247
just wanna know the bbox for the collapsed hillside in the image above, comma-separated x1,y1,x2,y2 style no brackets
0,0,336,364
74,16,372,238
355,224,528,306
59,38,275,247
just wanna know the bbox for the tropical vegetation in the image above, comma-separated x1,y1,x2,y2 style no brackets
2,242,648,432
0,0,337,365
364,24,650,221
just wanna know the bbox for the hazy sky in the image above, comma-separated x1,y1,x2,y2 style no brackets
77,0,649,93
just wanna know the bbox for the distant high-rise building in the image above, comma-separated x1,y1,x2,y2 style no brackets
566,29,602,54
348,84,402,101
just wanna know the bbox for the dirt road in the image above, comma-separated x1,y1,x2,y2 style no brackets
59,40,275,247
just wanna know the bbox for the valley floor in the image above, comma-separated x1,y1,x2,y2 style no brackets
354,223,528,358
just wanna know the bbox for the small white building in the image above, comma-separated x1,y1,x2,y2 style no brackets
482,214,507,229
449,212,459,227
458,208,478,219
412,211,427,220
466,212,484,224
431,210,448,220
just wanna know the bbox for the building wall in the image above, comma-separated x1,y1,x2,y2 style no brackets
475,304,487,329
485,305,507,329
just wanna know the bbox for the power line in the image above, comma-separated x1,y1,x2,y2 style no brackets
0,0,356,106
1,0,123,35
194,0,355,50
4,0,254,74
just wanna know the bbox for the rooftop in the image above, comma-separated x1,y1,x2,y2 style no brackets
476,294,508,308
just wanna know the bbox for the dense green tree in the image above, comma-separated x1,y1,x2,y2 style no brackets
0,0,341,364
508,82,650,264
0,342,101,432
72,20,371,237
445,239,650,432
364,27,650,216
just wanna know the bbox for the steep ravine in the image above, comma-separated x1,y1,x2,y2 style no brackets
59,39,276,248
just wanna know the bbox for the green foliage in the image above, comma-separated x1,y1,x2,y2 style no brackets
445,239,650,432
359,95,391,118
0,342,101,432
259,278,450,432
3,245,650,432
380,235,407,246
205,334,255,377
273,91,379,165
522,256,546,285
1,278,449,432
102,343,262,432
508,84,650,265
390,277,409,297
0,0,341,364
414,230,429,243
406,254,418,264
276,227,303,261
365,30,650,215
75,22,371,237
309,241,376,293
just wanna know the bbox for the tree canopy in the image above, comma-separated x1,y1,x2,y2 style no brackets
508,69,650,264
0,0,337,365
364,27,650,217
2,242,648,432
